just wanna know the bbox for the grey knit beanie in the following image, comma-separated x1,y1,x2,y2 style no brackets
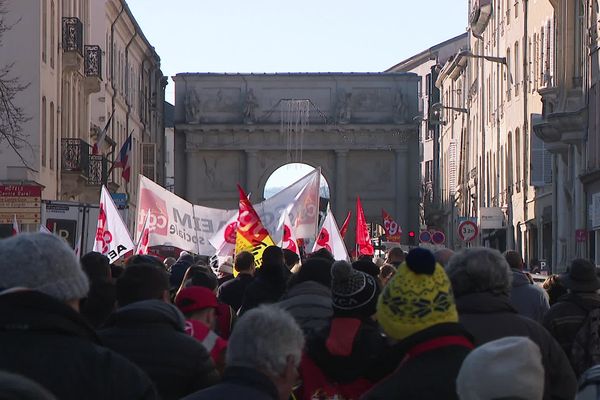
0,233,89,302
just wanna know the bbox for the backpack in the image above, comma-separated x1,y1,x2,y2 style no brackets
571,306,600,376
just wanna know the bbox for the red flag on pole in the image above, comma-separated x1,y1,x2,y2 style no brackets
355,197,374,256
339,211,352,239
382,209,402,242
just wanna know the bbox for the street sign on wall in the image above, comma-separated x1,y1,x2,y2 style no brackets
458,218,479,242
480,207,504,229
0,185,42,224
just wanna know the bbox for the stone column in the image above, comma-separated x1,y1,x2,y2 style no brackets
395,148,409,231
245,150,258,196
335,150,348,219
174,130,188,198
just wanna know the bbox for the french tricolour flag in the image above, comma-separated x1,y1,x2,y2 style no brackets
115,133,133,183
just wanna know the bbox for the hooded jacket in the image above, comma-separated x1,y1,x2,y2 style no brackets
99,299,219,400
238,263,288,315
278,280,333,337
0,290,158,400
456,292,577,400
169,254,195,288
510,269,550,323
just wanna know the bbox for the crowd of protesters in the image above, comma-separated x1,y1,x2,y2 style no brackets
4,232,600,399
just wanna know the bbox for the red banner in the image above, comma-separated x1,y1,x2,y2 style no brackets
355,197,374,256
382,209,402,242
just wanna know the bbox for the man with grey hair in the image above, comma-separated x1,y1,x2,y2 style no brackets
504,250,549,323
446,247,577,400
433,248,454,268
183,304,305,400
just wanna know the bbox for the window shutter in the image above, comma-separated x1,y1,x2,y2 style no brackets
530,131,552,186
142,143,156,181
449,140,458,195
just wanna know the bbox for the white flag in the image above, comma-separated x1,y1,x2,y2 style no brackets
312,207,349,261
39,224,52,234
93,186,134,263
278,210,300,257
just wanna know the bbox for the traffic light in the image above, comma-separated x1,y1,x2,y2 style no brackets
408,230,416,246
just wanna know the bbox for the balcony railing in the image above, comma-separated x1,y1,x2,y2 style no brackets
62,17,83,55
61,138,89,173
88,155,108,186
84,45,102,79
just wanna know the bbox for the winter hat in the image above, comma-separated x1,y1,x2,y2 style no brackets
377,247,458,340
456,336,544,400
218,257,234,275
352,259,380,279
176,286,218,314
296,257,333,288
0,233,89,302
331,260,379,318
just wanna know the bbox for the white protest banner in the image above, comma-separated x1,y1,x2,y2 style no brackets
312,206,349,261
278,210,300,257
94,186,134,263
137,175,235,255
209,168,320,255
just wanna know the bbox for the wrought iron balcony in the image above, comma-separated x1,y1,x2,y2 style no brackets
88,155,108,186
61,138,90,173
84,45,102,79
62,17,83,55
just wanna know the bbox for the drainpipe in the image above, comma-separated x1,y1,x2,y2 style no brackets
109,2,125,182
522,0,529,258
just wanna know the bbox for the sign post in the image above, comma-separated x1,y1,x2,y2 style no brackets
458,219,479,242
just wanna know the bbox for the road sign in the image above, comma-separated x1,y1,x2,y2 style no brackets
431,230,446,244
419,230,432,243
458,220,478,242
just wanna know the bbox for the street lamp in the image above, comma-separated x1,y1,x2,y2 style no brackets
431,102,469,115
458,50,507,65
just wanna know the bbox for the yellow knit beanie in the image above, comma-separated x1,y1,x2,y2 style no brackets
377,247,458,340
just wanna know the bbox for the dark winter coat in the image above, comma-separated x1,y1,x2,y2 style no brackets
0,290,158,400
169,254,195,288
361,323,474,400
217,273,254,312
98,299,219,400
543,292,600,372
510,268,550,323
181,366,278,400
238,264,288,315
455,292,577,400
278,280,333,337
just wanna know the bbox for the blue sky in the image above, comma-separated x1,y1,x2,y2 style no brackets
127,0,469,105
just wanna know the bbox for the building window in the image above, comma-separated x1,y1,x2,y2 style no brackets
506,48,511,100
515,128,521,192
425,160,433,183
575,0,585,85
42,0,47,63
514,41,520,93
42,97,47,167
506,0,511,24
515,0,519,18
50,1,55,68
50,102,55,169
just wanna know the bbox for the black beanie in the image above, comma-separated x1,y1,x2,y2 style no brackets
331,260,380,318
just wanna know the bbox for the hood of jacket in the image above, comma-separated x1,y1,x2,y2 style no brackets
105,299,186,331
511,269,532,288
455,292,518,315
281,280,331,300
0,290,100,343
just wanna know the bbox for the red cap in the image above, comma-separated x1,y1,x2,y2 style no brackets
175,287,218,314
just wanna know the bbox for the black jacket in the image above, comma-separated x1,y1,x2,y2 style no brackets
98,299,219,400
0,290,157,400
362,323,473,400
278,281,333,337
182,366,279,400
217,273,254,312
238,265,288,315
456,292,577,400
169,254,195,288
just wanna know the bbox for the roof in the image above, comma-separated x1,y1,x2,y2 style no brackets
385,32,469,72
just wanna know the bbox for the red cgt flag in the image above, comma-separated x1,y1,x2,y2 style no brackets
381,209,402,243
339,211,352,239
355,197,374,256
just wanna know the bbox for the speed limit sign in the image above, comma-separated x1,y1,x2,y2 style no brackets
458,220,478,242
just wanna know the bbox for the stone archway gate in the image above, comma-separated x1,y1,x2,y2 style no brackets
173,73,421,244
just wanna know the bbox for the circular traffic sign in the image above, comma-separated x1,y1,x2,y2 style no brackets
419,230,432,243
431,231,446,245
458,220,478,242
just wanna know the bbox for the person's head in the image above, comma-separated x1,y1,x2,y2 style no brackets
377,247,458,340
175,286,218,329
0,371,57,400
542,274,568,305
560,259,600,293
456,337,544,400
331,260,380,318
283,249,300,270
226,305,305,400
125,254,164,269
115,264,170,306
292,257,333,288
446,247,512,298
433,248,454,268
352,259,380,280
163,257,177,269
504,250,524,271
306,248,335,264
234,251,255,274
385,247,405,267
262,246,285,269
80,251,111,283
217,257,234,278
189,268,219,292
379,264,396,286
0,233,89,310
